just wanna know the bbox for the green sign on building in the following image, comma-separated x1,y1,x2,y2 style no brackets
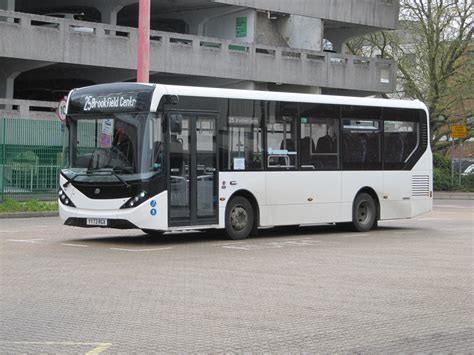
236,16,247,38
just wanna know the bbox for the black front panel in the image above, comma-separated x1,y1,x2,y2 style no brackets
64,173,166,200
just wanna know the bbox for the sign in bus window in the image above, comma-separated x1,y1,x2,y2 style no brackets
222,100,263,171
267,106,298,169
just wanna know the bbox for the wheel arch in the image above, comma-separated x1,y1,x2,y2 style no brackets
354,187,380,221
227,189,260,228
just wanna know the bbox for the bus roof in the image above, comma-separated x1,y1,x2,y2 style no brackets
157,84,428,111
68,82,428,114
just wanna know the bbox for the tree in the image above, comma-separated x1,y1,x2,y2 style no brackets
348,0,473,152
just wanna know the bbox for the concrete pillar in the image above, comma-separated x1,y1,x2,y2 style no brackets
97,4,124,35
98,4,123,26
0,0,15,23
0,0,14,10
0,59,52,109
0,71,19,109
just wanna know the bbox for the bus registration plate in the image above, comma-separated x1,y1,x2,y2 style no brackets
86,218,107,226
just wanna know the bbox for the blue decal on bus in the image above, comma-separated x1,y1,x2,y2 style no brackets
150,209,157,216
150,200,157,207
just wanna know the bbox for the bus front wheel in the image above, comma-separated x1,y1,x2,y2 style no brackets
225,196,254,240
352,193,377,232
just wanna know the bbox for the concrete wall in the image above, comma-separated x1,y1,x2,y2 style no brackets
213,0,399,29
0,98,58,120
256,13,322,51
255,12,287,47
278,15,322,51
203,8,255,42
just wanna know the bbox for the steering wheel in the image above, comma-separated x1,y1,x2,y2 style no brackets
110,146,130,163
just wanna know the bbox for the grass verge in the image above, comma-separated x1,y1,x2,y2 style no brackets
0,199,58,213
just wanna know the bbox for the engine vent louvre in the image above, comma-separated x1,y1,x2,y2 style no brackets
412,175,430,197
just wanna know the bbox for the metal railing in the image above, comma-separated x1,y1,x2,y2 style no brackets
0,118,64,202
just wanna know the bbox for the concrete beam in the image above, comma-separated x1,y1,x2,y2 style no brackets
212,0,399,29
0,58,52,107
325,25,379,53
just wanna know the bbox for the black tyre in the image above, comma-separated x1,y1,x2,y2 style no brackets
351,193,377,232
141,229,165,237
225,196,254,240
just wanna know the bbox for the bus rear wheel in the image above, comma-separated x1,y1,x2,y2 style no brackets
352,193,377,232
225,196,254,240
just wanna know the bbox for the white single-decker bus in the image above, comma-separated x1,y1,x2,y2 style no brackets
59,83,433,239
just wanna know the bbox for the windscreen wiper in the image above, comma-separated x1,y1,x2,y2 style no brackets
63,168,131,189
62,171,88,188
86,168,131,189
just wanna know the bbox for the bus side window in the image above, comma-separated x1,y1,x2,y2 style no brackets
267,101,298,169
221,99,263,171
342,106,382,170
383,108,420,170
299,103,340,170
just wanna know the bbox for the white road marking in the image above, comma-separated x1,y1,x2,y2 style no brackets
219,239,340,251
61,243,89,248
110,247,173,252
341,233,369,237
440,228,473,232
435,205,474,209
415,218,449,221
212,242,246,246
0,230,32,234
7,239,44,243
85,342,113,355
0,341,112,354
83,234,129,239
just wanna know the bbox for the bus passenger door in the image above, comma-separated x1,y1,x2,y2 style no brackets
168,113,218,227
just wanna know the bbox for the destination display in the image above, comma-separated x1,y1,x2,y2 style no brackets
67,83,155,114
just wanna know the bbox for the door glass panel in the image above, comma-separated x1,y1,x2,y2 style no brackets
169,114,190,222
168,113,217,226
196,116,217,219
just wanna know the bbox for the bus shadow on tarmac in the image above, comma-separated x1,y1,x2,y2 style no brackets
68,224,422,247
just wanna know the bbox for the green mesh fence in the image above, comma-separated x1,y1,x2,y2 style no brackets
0,118,65,202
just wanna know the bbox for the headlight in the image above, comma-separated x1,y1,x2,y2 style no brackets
58,188,76,207
120,191,148,209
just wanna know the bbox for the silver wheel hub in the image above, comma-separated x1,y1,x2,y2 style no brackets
357,201,371,225
230,206,248,231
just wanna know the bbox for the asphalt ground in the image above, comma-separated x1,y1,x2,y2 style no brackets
0,200,473,353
